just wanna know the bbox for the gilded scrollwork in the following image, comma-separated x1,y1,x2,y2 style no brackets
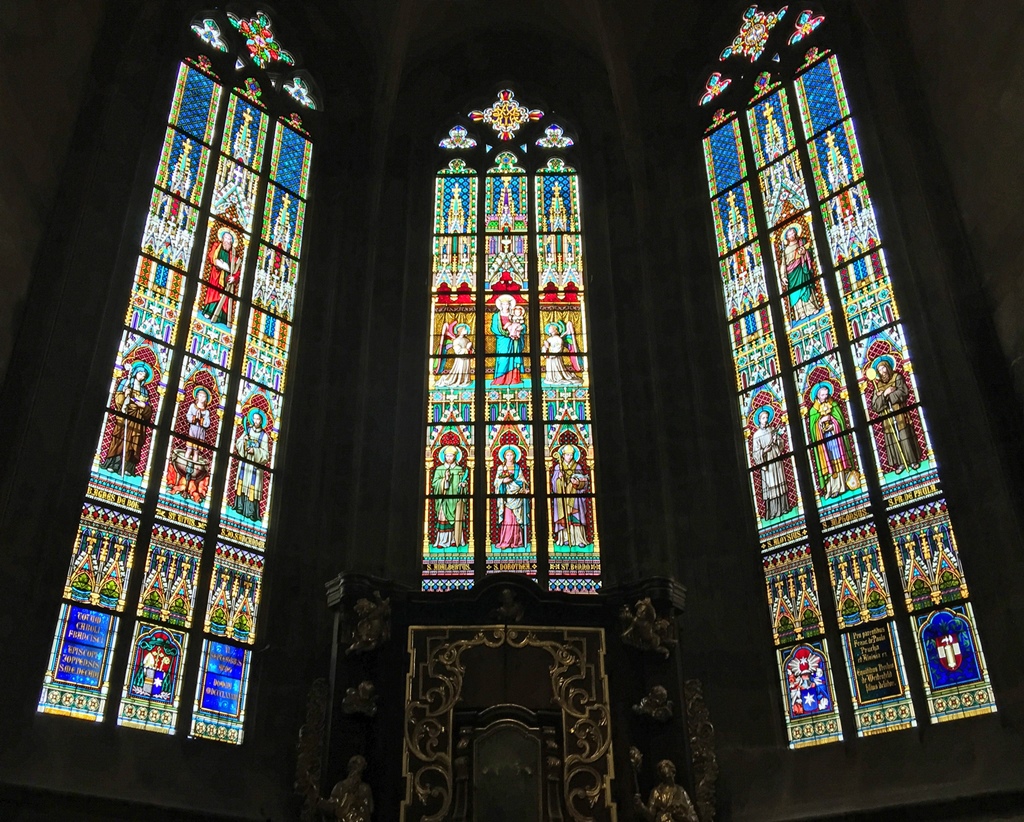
684,679,719,822
402,626,614,821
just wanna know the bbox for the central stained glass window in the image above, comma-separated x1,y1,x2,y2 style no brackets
423,91,600,594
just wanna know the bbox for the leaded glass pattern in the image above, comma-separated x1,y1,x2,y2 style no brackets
41,15,317,745
702,11,994,742
424,101,599,593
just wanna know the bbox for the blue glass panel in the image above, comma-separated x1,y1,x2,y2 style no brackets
704,117,745,196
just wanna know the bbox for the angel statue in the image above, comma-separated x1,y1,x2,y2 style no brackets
318,755,374,821
541,320,583,385
434,321,473,387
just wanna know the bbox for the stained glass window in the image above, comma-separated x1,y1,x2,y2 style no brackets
39,12,319,744
424,93,599,593
702,5,994,744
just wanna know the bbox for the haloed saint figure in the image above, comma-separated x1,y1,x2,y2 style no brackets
869,356,921,473
431,445,468,548
102,362,154,476
232,410,269,521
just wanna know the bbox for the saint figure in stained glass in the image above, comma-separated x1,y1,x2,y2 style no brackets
431,446,469,548
202,228,243,324
780,222,819,319
809,383,857,498
752,406,790,519
232,409,270,521
491,294,527,385
101,363,155,476
542,321,583,385
493,444,529,549
866,357,921,473
550,443,590,547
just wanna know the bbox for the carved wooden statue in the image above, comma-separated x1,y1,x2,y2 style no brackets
619,597,678,658
346,591,391,655
319,755,374,821
634,759,699,822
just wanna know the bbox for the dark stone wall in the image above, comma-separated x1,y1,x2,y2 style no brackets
0,1,1023,819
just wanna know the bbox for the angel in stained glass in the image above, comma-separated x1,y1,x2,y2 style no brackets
541,320,583,385
435,322,473,387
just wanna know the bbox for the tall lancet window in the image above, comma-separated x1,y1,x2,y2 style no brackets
699,4,995,747
38,10,319,744
424,95,600,593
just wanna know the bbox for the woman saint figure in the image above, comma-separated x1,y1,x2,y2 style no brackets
751,406,790,520
491,294,526,385
493,444,529,550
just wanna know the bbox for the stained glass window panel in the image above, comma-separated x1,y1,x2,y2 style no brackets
485,356,532,391
807,117,864,199
535,158,580,233
759,152,810,228
210,157,260,233
157,432,219,532
777,641,844,748
719,242,769,319
485,153,528,233
242,309,291,392
261,183,305,257
836,250,901,341
794,55,850,139
253,244,300,321
841,622,916,736
434,167,478,235
768,213,823,313
220,93,269,170
142,190,199,270
740,379,795,469
821,183,881,266
486,234,529,291
824,523,894,628
190,640,252,743
853,325,940,505
749,455,807,550
39,604,120,721
169,62,222,145
888,500,969,612
137,523,203,627
169,358,229,453
188,285,241,369
156,127,210,205
703,116,746,197
205,545,264,643
88,410,158,512
784,293,837,366
747,89,796,169
105,330,174,422
537,233,584,292
221,459,275,548
487,422,535,572
270,122,312,198
126,255,187,344
730,307,779,390
912,604,996,723
64,504,139,612
763,545,824,644
486,293,532,355
712,182,755,256
433,235,477,294
117,623,188,734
